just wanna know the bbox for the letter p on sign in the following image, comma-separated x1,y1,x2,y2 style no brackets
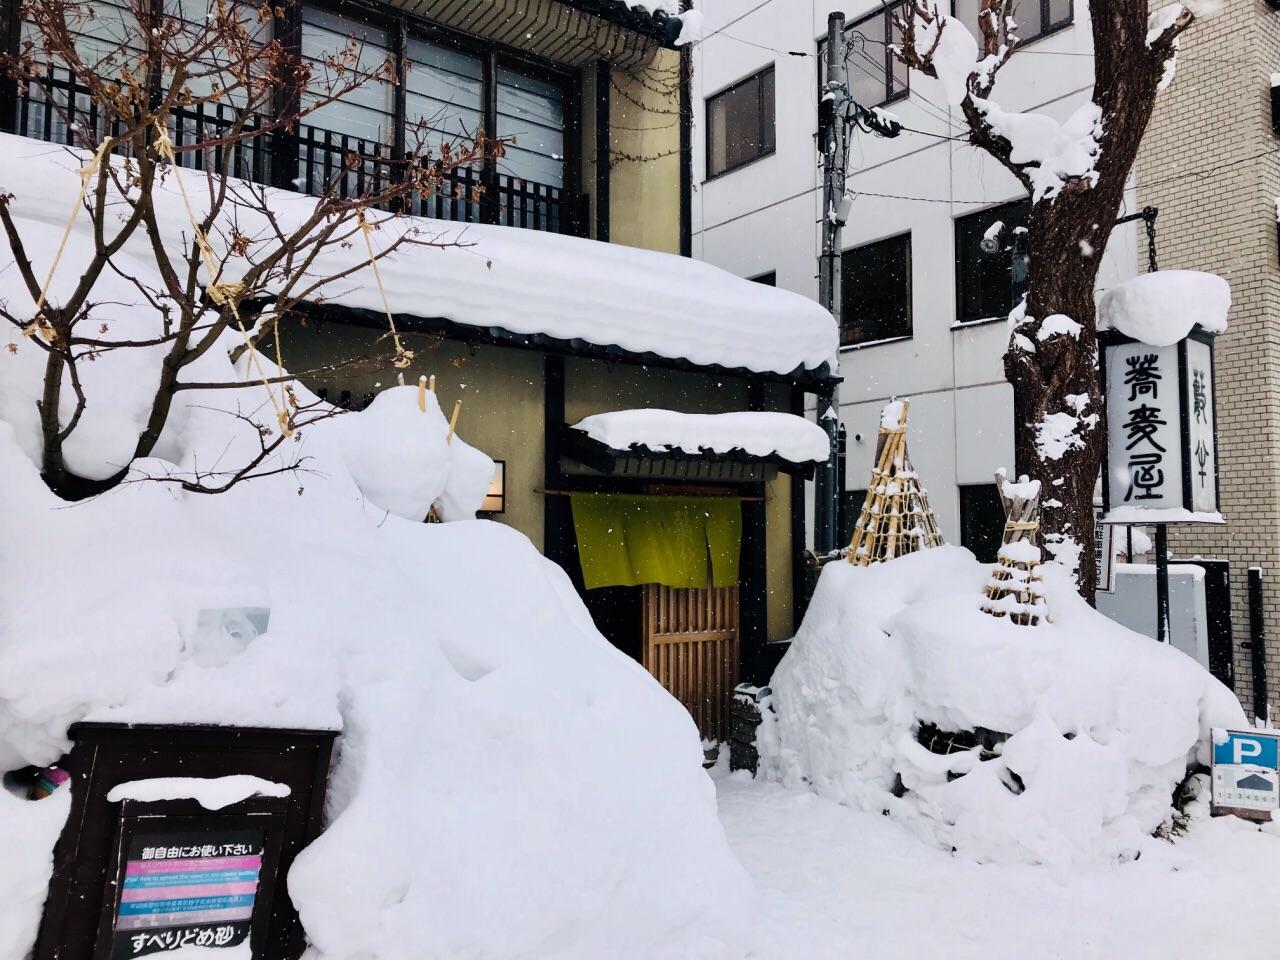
1235,739,1263,765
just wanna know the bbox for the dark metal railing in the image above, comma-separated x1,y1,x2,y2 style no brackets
9,63,582,236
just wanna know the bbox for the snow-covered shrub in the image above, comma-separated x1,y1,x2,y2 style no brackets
758,547,1246,867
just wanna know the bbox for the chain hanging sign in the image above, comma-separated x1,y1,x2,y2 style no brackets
1100,325,1221,523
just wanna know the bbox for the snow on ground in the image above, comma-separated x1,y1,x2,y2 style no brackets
716,771,1280,960
571,410,830,463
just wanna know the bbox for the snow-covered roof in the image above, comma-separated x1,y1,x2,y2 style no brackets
0,134,837,384
571,409,831,464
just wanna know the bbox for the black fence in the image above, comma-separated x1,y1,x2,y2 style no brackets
8,63,582,236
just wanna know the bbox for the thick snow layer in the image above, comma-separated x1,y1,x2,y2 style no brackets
907,13,978,106
1098,270,1230,346
975,99,1103,202
0,134,836,381
717,773,1280,960
758,547,1247,867
0,410,750,958
572,410,830,463
106,775,290,810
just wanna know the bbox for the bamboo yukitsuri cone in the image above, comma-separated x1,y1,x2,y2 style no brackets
847,399,943,565
981,470,1047,626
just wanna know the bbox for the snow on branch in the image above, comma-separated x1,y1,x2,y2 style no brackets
891,0,1193,203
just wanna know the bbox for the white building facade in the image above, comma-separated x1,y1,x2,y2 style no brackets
690,0,1137,557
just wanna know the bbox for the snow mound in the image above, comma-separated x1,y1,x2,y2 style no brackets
0,148,750,955
758,547,1246,867
1098,270,1231,346
572,409,830,463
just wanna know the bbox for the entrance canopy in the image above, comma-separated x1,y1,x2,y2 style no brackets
570,493,741,590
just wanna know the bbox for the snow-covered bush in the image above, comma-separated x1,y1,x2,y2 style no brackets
758,547,1246,867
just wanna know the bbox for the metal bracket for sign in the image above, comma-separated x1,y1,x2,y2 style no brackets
95,799,291,960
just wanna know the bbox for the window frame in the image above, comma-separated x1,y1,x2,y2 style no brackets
953,197,1032,328
839,231,913,349
952,0,1073,47
704,64,776,182
821,3,909,110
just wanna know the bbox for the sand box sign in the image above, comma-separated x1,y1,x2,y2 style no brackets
108,830,265,958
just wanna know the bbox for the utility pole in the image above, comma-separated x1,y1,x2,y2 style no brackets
814,10,846,557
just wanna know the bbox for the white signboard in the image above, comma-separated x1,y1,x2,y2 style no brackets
1105,342,1183,510
1185,337,1218,513
1212,729,1280,814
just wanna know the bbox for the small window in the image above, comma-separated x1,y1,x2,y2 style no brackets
820,3,909,108
750,271,777,286
953,0,1072,45
955,198,1031,326
706,66,776,179
959,484,1004,563
840,233,912,346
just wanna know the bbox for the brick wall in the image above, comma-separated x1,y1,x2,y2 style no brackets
1137,0,1280,718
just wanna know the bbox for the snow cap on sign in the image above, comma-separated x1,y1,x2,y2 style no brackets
1098,270,1230,346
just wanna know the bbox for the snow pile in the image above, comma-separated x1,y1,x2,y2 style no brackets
0,144,750,956
0,134,837,381
106,776,291,811
331,387,493,522
1098,270,1231,346
975,99,1103,202
757,547,1246,867
571,409,830,464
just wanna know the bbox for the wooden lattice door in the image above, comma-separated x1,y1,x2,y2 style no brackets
643,584,740,742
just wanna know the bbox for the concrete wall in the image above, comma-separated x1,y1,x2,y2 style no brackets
1138,0,1280,716
690,0,1137,546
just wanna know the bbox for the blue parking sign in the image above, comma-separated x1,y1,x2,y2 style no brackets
1213,731,1280,769
1212,729,1280,815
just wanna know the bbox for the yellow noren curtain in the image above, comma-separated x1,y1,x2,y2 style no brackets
570,493,742,590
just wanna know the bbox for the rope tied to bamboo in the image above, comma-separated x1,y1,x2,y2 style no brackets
356,208,413,378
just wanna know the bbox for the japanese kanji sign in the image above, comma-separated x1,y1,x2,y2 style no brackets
1105,341,1183,510
109,830,264,959
1101,327,1219,520
1185,336,1218,513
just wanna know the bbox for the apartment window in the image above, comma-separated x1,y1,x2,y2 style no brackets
820,3,909,108
840,233,912,346
955,198,1031,325
960,484,1004,563
706,66,776,179
954,0,1072,44
750,271,777,286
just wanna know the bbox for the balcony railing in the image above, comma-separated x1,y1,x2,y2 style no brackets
8,63,584,237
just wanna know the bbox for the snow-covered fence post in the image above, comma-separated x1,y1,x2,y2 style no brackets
891,0,1194,600
847,399,943,565
981,470,1046,626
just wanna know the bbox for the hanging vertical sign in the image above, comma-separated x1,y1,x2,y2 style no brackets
1093,506,1115,593
1100,326,1221,522
1185,336,1218,513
